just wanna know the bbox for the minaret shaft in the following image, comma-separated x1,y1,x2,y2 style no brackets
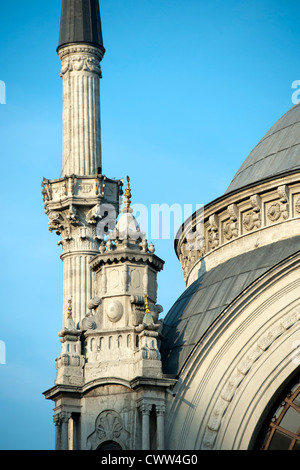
43,3,120,330
62,252,95,327
59,44,103,176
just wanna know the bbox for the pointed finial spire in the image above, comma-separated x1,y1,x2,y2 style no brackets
123,176,133,213
144,295,151,313
67,299,73,319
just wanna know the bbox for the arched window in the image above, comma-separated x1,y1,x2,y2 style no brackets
255,378,300,450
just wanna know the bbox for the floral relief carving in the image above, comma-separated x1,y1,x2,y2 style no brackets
87,410,130,450
294,197,300,214
60,54,102,77
47,210,65,234
223,221,234,240
96,411,123,440
242,195,261,233
78,183,93,193
242,211,255,232
179,238,206,282
179,216,206,282
177,184,300,285
267,202,281,222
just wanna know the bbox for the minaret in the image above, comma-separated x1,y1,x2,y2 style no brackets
42,0,121,328
44,2,175,451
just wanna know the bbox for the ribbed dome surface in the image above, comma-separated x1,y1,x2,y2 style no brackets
161,236,300,375
226,102,300,194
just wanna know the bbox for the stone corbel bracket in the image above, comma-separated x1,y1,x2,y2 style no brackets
278,185,289,219
207,214,219,250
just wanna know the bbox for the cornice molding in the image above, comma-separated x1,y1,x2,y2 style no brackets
176,173,300,285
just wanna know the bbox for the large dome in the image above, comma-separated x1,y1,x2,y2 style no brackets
161,236,300,375
226,102,300,194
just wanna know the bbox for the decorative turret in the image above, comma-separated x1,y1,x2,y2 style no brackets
55,300,85,386
83,177,165,382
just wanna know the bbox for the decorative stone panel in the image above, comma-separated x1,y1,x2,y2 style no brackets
176,177,300,285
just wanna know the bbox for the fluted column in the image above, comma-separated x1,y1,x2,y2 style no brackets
54,414,62,450
156,405,166,450
60,412,72,450
141,404,152,450
58,44,104,176
61,251,96,328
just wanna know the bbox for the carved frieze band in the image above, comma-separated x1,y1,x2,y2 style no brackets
60,55,102,77
42,176,120,204
178,183,300,283
58,45,104,78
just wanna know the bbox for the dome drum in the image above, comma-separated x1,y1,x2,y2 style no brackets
177,173,300,287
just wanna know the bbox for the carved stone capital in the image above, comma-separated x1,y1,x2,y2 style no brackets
140,404,152,415
47,210,65,235
155,404,166,416
59,48,103,77
60,411,72,423
53,414,62,426
58,44,104,78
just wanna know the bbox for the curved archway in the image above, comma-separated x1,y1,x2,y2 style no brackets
164,253,300,450
97,440,123,450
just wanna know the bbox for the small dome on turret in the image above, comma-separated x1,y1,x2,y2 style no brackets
116,211,142,241
115,176,144,242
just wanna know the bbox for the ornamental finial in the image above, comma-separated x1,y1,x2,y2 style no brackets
144,295,151,313
67,299,72,319
123,176,132,213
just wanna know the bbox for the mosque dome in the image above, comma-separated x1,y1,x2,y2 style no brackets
161,236,300,375
161,103,300,377
226,102,300,194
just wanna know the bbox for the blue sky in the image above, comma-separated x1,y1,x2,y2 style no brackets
0,0,299,450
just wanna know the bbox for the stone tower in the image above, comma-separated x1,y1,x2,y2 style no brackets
43,1,174,450
42,0,121,328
